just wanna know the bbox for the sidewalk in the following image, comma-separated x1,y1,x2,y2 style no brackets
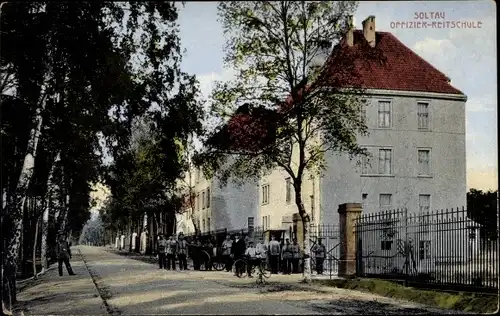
14,247,107,315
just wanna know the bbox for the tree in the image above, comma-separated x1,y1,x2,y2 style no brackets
467,189,498,242
194,1,383,282
1,2,200,309
178,135,201,236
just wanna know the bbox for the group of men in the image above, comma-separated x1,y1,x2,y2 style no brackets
221,233,305,276
155,232,328,276
156,233,189,270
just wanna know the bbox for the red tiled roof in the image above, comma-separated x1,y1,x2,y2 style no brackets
324,30,464,95
207,30,464,151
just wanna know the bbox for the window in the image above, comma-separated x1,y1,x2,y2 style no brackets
285,178,292,204
378,100,391,128
196,193,200,211
202,219,206,232
419,194,431,232
418,102,429,130
262,184,270,205
361,152,374,174
378,149,392,174
361,104,367,124
207,217,211,232
310,195,315,221
379,194,392,211
419,240,431,260
202,191,206,209
196,168,201,183
262,215,270,229
418,149,430,176
419,194,430,213
248,217,254,230
381,240,393,251
206,187,210,208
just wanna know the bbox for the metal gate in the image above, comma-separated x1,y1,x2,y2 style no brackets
309,224,341,278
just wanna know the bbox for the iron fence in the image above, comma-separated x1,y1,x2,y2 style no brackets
309,223,341,278
355,207,499,293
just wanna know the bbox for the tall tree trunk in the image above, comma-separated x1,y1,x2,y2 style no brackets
41,153,59,272
295,181,312,283
3,93,46,307
32,216,40,279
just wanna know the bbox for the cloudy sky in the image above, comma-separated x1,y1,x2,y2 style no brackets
177,1,497,191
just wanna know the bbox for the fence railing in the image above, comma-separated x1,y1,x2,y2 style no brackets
355,207,498,293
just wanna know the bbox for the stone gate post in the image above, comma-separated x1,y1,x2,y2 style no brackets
338,203,362,277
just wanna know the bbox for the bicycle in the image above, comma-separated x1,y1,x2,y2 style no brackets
232,257,272,284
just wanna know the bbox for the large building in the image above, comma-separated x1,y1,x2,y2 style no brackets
178,15,467,238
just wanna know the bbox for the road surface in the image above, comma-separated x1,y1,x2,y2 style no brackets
16,246,467,315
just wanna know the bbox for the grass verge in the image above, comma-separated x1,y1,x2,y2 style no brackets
313,278,499,314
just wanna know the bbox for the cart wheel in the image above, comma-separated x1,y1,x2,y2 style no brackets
213,261,225,271
232,259,247,278
199,250,212,271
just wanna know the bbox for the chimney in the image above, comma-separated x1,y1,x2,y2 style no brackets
346,15,354,47
362,15,376,47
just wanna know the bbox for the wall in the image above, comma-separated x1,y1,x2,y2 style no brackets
321,90,467,226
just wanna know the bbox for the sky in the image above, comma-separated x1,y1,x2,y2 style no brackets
177,1,498,192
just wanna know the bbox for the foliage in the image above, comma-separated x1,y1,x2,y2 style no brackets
1,1,204,305
467,189,498,241
195,1,375,212
79,215,106,246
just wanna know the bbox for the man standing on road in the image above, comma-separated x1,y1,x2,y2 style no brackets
312,238,326,275
56,234,75,276
255,237,267,261
244,241,258,277
222,235,233,272
291,238,300,274
157,234,167,269
166,235,177,270
268,235,280,274
231,233,246,277
281,238,293,275
177,233,188,270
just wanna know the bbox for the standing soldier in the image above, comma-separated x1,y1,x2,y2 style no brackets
166,235,177,270
231,233,246,277
177,233,188,270
244,241,258,277
291,238,300,274
56,234,75,276
281,238,293,275
222,235,233,272
268,235,280,274
255,237,267,262
157,234,167,269
312,238,326,275
192,238,202,270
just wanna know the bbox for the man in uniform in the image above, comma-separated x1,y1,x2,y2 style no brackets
166,235,177,270
222,235,233,272
192,238,202,270
56,234,75,276
291,238,300,273
157,234,167,269
281,238,293,275
231,233,246,277
312,238,326,275
268,235,281,274
244,240,258,277
255,237,267,261
177,233,188,270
